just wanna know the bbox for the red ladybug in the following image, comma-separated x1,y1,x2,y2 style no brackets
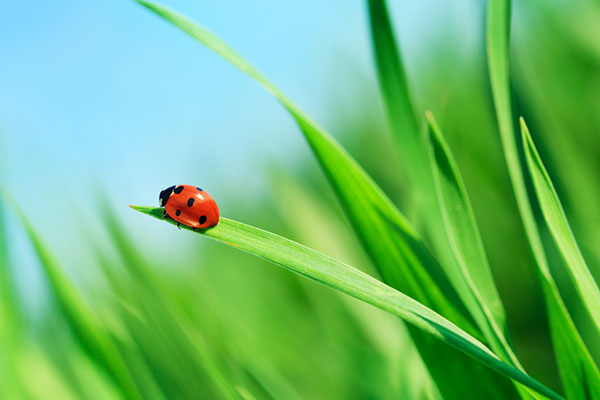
159,185,219,229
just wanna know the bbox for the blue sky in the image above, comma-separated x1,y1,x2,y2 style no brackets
0,0,479,284
1,0,373,217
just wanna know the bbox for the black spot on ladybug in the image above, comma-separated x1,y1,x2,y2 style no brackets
174,186,184,194
196,187,203,191
187,198,195,207
175,209,181,216
199,216,207,224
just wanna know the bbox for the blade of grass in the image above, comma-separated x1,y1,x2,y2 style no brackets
132,205,563,400
0,203,20,337
541,279,600,400
426,112,541,398
366,0,421,187
512,15,600,270
134,3,520,397
487,0,550,270
133,0,472,326
98,207,242,400
0,202,23,400
271,173,437,398
92,253,169,400
17,346,80,400
3,198,143,400
0,145,25,398
487,2,600,397
426,113,517,360
487,0,554,297
118,286,240,400
365,3,505,361
521,119,600,337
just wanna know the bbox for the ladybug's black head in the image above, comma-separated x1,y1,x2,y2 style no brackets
159,185,176,207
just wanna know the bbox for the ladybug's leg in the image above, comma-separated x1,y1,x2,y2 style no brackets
176,222,181,230
192,228,197,232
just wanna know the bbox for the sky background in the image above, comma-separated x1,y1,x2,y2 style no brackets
0,0,481,295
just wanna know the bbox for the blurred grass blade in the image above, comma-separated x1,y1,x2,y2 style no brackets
134,3,525,397
486,0,551,284
5,200,142,400
541,280,600,400
0,202,20,337
362,2,528,394
518,119,600,400
366,0,422,187
132,205,562,400
0,202,23,400
487,0,550,271
426,113,518,365
521,119,600,335
98,203,242,400
365,0,480,332
487,2,600,397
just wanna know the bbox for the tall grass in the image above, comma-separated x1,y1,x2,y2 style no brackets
2,0,600,398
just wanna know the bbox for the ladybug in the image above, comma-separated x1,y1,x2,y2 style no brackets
159,185,219,229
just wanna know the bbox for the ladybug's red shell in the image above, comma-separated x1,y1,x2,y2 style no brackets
162,185,219,229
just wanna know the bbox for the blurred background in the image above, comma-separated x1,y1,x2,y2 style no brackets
1,0,599,398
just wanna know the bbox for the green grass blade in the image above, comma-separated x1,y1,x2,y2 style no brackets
0,202,23,400
134,3,523,396
363,4,529,394
0,202,19,337
366,0,422,187
487,2,600,396
134,0,482,329
521,119,600,335
132,205,563,400
134,3,532,396
426,113,516,360
486,0,548,270
100,211,242,400
5,201,143,400
541,279,600,400
365,0,483,333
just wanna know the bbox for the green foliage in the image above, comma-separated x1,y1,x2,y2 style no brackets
520,119,600,399
2,0,600,399
486,0,547,271
486,1,600,398
0,203,22,399
366,2,529,396
521,119,600,336
135,3,521,398
9,202,143,400
366,0,421,187
132,205,559,400
427,113,516,364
